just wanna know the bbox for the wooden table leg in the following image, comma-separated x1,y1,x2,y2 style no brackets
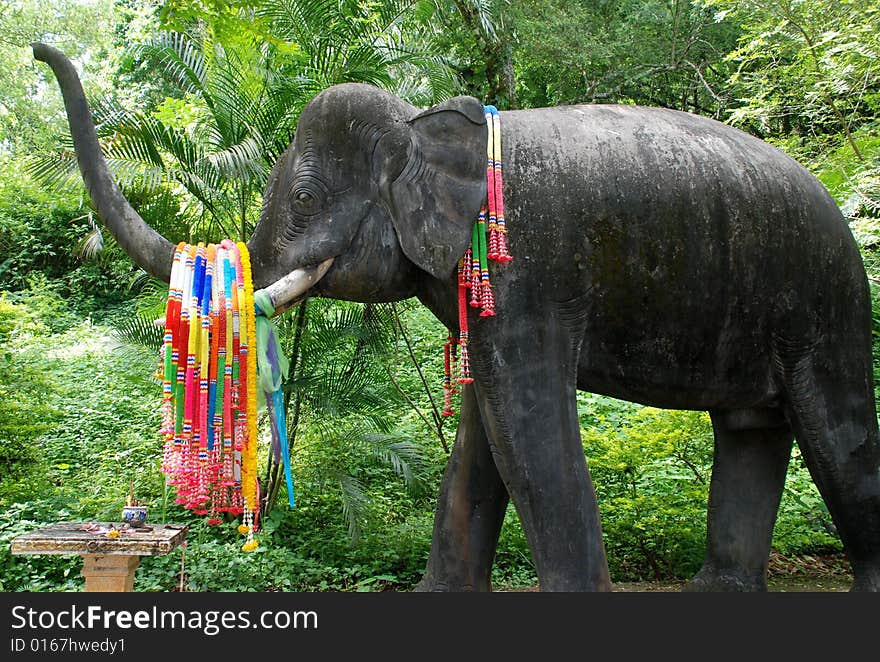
81,555,140,592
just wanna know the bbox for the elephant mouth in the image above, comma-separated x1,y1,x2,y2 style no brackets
254,257,335,316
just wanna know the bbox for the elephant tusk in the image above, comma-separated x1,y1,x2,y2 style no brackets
255,258,334,316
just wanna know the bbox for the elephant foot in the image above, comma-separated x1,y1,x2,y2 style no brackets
683,566,766,592
850,579,880,592
850,565,880,592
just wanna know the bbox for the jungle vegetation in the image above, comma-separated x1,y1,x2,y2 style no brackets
1,0,877,591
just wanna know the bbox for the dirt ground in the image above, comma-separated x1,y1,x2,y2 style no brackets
509,553,855,592
611,575,851,592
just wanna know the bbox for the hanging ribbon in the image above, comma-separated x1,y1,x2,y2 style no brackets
442,104,513,414
254,291,295,507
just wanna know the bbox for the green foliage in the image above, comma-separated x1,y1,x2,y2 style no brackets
773,451,842,555
0,499,83,592
434,0,739,113
576,395,840,581
703,0,880,140
507,0,739,113
253,0,459,105
0,0,118,154
0,159,136,310
581,402,712,580
274,300,431,543
0,295,57,480
491,510,537,589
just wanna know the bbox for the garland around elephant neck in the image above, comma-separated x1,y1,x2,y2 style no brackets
442,105,512,416
161,240,290,551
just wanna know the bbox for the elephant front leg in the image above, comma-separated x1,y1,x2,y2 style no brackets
416,384,509,591
471,320,612,592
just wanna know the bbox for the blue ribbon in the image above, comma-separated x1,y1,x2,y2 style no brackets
254,292,295,507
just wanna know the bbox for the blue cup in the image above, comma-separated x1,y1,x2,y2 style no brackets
122,506,147,528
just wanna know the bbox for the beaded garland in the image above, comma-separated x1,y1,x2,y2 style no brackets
442,105,512,416
161,240,288,551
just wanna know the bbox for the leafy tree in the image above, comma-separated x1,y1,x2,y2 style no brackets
0,0,119,154
703,0,879,150
0,0,171,156
434,0,516,107
520,0,739,114
434,1,739,113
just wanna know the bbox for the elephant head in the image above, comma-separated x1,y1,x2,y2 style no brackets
34,40,488,312
248,83,488,309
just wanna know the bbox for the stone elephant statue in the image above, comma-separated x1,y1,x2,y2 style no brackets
35,42,880,591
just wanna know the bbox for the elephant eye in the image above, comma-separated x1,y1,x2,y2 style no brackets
290,186,322,216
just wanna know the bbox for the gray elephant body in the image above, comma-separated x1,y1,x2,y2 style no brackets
494,105,866,411
36,41,880,590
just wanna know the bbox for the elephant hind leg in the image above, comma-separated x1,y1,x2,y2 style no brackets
684,412,793,592
774,333,880,591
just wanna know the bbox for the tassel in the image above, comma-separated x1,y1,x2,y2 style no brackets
437,104,514,411
485,105,499,262
476,207,496,316
469,219,482,308
480,279,495,316
458,283,473,384
442,335,456,416
460,245,473,288
492,109,513,263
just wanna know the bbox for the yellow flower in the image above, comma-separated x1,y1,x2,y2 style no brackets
105,530,120,539
241,540,258,552
237,524,249,535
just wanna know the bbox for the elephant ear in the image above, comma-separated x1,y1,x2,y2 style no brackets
386,96,487,280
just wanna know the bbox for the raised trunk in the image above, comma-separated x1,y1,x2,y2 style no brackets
33,43,174,282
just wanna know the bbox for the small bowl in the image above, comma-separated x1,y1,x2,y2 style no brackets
122,505,148,528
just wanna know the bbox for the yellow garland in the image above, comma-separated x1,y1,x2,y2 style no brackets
239,242,259,514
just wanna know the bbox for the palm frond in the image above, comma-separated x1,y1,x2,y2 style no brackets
204,136,269,182
26,149,82,192
296,366,391,418
74,212,104,260
335,471,369,543
112,312,164,354
126,270,153,295
359,431,424,487
304,303,396,359
256,0,338,44
136,32,208,98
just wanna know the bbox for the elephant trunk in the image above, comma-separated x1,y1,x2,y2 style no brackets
32,42,175,282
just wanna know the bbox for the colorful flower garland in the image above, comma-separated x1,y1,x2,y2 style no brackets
442,105,512,416
161,240,288,551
